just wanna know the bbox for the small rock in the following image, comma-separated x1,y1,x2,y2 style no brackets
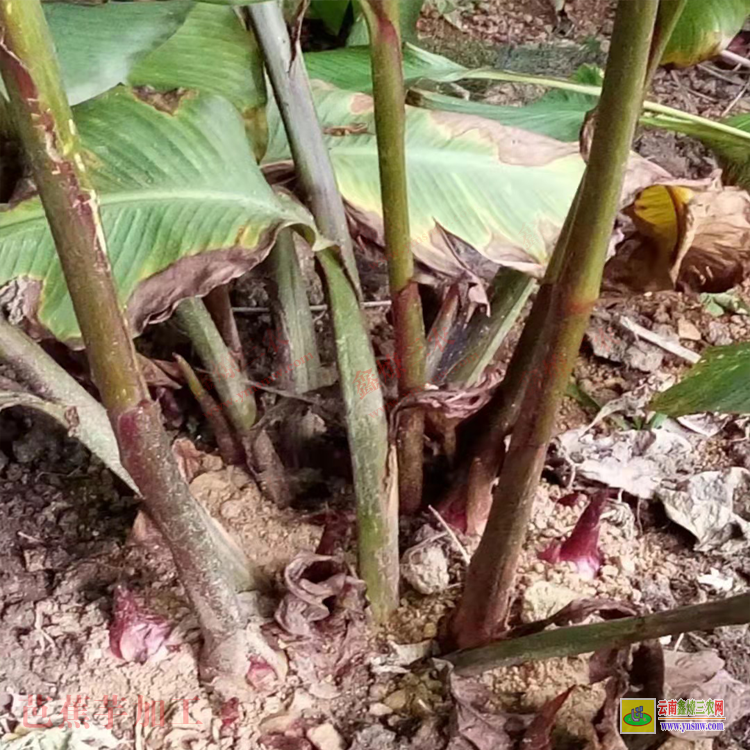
349,725,399,750
653,323,679,341
201,453,224,473
288,689,316,714
23,548,46,573
601,564,618,579
677,319,701,341
220,499,244,519
369,703,393,717
624,343,664,373
384,689,409,711
615,555,635,574
401,543,449,595
706,321,732,346
259,712,297,734
307,722,344,750
521,581,578,623
369,683,390,701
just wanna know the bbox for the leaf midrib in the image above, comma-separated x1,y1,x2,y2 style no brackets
0,188,278,232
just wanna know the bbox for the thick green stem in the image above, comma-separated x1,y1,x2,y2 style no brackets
450,0,659,649
174,297,257,441
248,0,398,620
448,593,750,675
0,0,250,684
361,0,426,514
264,229,322,393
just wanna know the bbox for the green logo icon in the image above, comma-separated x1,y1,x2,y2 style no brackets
624,706,652,727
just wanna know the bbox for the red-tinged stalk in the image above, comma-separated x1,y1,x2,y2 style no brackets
360,0,426,515
204,286,247,370
0,0,252,686
437,184,583,532
246,1,398,621
449,0,660,649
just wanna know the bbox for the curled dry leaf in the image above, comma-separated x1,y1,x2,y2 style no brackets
539,493,606,579
658,468,750,552
592,642,665,750
607,183,750,295
273,554,368,687
275,553,360,637
109,586,172,663
556,428,693,500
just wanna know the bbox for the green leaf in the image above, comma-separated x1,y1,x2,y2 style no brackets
410,64,602,142
0,88,314,345
307,0,352,35
304,43,465,92
662,0,750,67
42,0,194,105
650,343,750,415
265,84,585,283
129,3,266,118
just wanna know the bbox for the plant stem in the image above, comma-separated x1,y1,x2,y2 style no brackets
245,1,360,293
247,0,398,620
176,354,243,465
0,0,251,685
449,0,659,650
361,0,426,515
204,286,246,369
448,593,750,675
319,250,399,620
264,229,322,393
437,187,582,532
174,297,257,441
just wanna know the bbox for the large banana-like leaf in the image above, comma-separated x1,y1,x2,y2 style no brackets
0,88,314,346
129,3,265,119
661,0,750,67
26,1,194,105
264,84,586,289
304,44,464,93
